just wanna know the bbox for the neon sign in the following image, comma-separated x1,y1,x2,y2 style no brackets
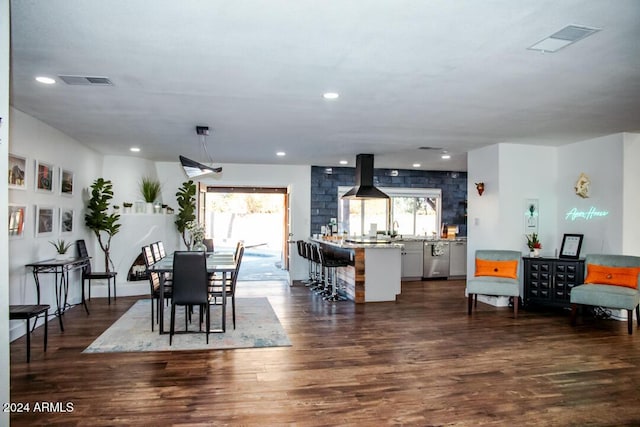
565,207,609,221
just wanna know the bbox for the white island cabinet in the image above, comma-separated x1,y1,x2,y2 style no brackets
311,238,402,303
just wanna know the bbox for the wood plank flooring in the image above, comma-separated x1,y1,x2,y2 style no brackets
10,279,640,426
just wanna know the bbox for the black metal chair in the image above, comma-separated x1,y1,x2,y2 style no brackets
9,304,50,363
142,245,172,331
76,239,118,304
210,245,244,329
170,251,210,345
151,241,163,262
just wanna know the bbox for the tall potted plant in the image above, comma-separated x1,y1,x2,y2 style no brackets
175,180,196,248
85,178,121,271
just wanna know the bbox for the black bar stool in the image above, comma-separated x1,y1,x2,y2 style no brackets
318,247,349,301
9,304,50,363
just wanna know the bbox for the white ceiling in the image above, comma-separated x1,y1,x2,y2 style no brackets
9,0,640,171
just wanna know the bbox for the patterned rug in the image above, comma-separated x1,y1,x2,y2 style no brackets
84,297,291,353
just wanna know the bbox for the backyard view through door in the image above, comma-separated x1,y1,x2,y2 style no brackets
203,187,289,282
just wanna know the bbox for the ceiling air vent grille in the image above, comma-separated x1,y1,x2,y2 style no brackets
418,146,442,150
58,75,113,86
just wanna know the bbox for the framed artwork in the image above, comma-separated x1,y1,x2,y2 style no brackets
8,154,27,190
559,233,584,259
60,168,74,196
35,205,55,237
60,208,74,234
35,160,54,193
9,204,27,238
524,199,539,234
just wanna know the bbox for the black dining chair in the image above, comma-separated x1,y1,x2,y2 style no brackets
203,238,214,252
210,245,244,329
142,245,172,332
9,304,50,363
170,251,210,345
151,241,162,263
76,239,118,304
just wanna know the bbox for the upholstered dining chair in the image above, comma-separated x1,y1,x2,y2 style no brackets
466,250,522,318
76,239,118,304
210,245,244,329
170,251,210,345
203,238,214,252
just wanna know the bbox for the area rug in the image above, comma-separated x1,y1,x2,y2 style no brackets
84,297,291,353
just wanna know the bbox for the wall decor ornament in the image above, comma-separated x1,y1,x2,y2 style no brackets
475,182,485,196
574,172,590,198
8,204,26,238
35,205,55,237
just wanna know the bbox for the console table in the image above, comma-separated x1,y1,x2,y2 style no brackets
25,257,90,331
523,256,585,309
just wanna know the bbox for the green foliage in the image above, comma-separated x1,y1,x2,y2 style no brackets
50,239,72,254
140,176,162,203
84,178,121,271
175,180,197,247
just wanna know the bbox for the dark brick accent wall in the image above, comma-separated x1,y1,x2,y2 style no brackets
311,166,467,236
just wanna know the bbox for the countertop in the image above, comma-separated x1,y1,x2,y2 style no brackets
310,236,467,249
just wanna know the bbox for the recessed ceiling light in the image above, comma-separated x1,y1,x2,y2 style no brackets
130,147,141,152
323,92,339,100
35,76,56,84
339,160,348,165
412,163,421,168
276,151,286,157
441,154,451,160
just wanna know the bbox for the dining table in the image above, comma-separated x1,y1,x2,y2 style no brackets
149,251,237,334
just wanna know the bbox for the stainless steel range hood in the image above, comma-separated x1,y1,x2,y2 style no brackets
341,154,389,199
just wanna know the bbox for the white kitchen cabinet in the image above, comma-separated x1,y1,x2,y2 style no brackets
401,240,424,279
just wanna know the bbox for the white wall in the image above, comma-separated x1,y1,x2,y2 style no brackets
102,155,159,206
467,143,558,302
153,161,312,280
623,133,640,256
8,108,103,339
557,134,624,255
1,0,10,420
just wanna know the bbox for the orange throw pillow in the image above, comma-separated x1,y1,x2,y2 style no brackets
475,259,518,279
584,264,640,289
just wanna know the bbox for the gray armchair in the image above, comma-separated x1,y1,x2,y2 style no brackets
466,250,521,318
570,254,640,334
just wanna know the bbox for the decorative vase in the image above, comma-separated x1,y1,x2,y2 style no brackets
531,248,540,257
145,202,154,214
55,253,68,260
192,240,207,251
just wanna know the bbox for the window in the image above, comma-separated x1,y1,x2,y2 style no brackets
338,187,441,237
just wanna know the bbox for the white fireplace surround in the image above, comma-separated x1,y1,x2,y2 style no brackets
87,214,181,298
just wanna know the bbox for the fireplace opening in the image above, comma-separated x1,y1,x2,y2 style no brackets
128,253,149,282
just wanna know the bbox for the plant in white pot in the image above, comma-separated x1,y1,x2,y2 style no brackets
50,239,73,260
139,177,162,213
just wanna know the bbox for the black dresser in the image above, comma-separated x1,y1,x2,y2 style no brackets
523,257,585,309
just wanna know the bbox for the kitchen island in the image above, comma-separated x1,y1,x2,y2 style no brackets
311,237,402,303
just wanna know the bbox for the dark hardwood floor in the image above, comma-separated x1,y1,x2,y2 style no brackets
10,279,640,426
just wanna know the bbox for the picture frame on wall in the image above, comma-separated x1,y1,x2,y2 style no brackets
35,205,55,237
9,204,27,238
8,154,27,190
559,233,584,259
60,168,74,196
60,208,74,234
35,160,54,193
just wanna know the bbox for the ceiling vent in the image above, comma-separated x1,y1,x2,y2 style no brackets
418,146,442,150
528,25,601,53
58,75,113,86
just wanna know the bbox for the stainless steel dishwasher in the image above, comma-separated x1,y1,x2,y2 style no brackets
423,240,450,278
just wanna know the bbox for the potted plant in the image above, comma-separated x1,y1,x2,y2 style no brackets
122,202,133,214
50,239,73,260
85,178,121,271
526,233,542,257
175,180,196,248
139,176,162,213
